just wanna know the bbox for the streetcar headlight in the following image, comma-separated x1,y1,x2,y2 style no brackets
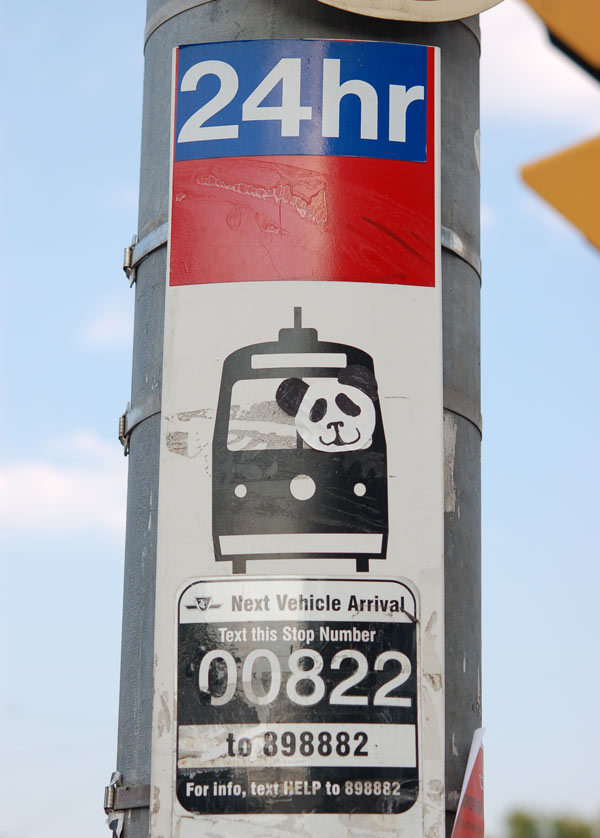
289,474,316,500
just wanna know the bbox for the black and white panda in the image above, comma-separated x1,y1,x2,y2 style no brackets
275,365,378,453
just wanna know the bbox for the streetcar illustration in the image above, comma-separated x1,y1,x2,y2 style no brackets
212,308,388,574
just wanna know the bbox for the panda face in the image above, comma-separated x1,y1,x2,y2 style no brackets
296,379,376,452
275,366,378,453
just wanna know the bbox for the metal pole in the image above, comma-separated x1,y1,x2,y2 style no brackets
115,2,481,835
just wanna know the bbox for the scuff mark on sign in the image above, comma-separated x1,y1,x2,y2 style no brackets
425,609,439,639
424,782,445,838
420,607,443,760
425,672,443,691
444,412,458,513
427,779,444,801
421,683,442,759
157,691,171,737
362,215,429,262
166,431,188,457
165,431,210,460
424,809,444,838
197,173,328,226
152,784,161,817
175,408,212,422
201,813,314,838
164,409,212,460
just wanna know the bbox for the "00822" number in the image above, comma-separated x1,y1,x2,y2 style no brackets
198,647,412,708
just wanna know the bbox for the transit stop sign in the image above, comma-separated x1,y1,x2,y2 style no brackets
149,38,444,838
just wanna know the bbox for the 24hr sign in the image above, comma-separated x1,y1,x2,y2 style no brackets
174,40,428,162
169,40,437,287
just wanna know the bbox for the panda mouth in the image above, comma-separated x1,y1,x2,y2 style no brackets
319,428,361,447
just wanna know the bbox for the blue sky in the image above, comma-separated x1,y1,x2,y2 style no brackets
480,2,600,831
1,1,599,836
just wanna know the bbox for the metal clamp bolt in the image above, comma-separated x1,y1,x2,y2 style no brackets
123,222,168,286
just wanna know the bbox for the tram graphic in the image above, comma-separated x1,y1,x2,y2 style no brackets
212,309,388,574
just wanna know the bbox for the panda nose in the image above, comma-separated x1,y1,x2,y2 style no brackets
327,420,344,430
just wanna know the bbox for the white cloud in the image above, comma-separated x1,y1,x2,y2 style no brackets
108,184,139,210
481,201,499,230
481,0,600,130
46,429,123,465
0,431,127,538
517,189,580,240
82,299,133,348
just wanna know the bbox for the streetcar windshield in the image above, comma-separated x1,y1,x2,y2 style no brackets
227,379,297,451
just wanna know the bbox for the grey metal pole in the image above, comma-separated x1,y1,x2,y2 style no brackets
115,2,481,835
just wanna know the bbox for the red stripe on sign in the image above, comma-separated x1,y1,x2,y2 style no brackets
169,49,436,287
427,44,435,171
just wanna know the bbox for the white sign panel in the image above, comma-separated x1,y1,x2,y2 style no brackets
150,39,444,838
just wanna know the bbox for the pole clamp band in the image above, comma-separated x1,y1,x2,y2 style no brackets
145,0,215,45
124,226,479,285
441,226,481,280
459,16,481,49
443,387,482,436
144,2,480,47
104,771,150,812
123,222,169,286
119,392,162,455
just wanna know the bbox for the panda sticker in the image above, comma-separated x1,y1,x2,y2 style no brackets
212,309,388,574
275,366,378,453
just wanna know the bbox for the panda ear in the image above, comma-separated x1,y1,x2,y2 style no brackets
338,365,378,401
276,378,309,416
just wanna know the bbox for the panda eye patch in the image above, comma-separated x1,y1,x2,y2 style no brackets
336,393,361,417
310,398,327,423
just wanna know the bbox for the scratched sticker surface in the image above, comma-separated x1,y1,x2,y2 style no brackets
150,39,444,838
